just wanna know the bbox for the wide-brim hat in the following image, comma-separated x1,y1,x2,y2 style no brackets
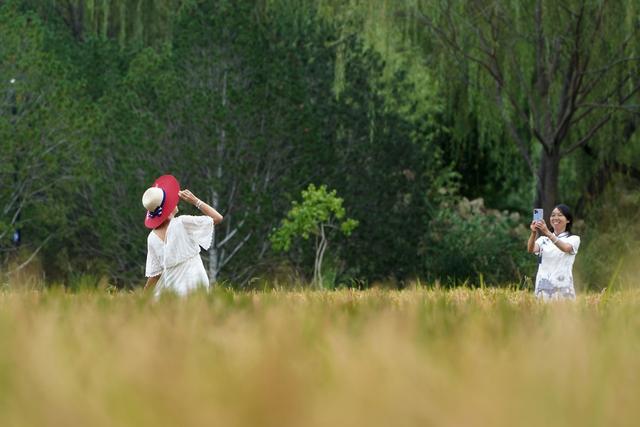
142,175,180,229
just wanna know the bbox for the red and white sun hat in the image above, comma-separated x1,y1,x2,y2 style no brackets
142,175,180,229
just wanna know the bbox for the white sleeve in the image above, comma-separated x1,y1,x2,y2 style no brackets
566,235,580,255
145,238,162,277
180,215,214,250
534,236,545,255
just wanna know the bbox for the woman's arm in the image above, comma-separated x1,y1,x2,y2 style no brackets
195,200,223,224
179,189,224,224
144,274,161,290
550,237,574,254
527,221,539,253
534,221,574,254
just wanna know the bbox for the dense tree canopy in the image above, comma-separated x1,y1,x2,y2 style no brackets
1,0,638,289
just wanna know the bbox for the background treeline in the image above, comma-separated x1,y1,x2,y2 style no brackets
1,0,638,289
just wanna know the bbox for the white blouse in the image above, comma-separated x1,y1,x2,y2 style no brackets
534,232,580,293
145,215,214,297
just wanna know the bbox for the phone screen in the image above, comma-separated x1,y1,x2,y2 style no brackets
533,209,543,221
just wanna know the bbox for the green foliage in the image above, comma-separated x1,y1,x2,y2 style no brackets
271,184,358,252
2,0,637,289
0,3,92,262
577,176,640,291
424,198,532,285
271,184,358,288
325,0,640,214
20,0,180,48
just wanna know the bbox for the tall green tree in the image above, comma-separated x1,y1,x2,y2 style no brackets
322,0,640,217
22,0,179,47
1,0,530,286
0,4,91,271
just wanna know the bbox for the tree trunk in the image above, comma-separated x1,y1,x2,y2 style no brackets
207,69,228,285
208,188,219,283
534,146,561,222
314,226,328,289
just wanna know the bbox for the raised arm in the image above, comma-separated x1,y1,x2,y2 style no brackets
534,220,574,254
527,221,539,253
179,189,224,224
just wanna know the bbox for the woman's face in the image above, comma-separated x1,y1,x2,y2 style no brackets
550,208,569,233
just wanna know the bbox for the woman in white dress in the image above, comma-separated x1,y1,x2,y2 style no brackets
527,204,580,300
141,175,223,297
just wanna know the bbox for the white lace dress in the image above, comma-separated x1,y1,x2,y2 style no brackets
145,215,214,298
533,232,581,300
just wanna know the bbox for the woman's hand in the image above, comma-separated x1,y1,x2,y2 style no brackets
534,219,551,237
530,221,538,233
179,189,199,206
528,221,539,253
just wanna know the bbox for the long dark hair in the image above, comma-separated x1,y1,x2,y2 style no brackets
553,204,574,235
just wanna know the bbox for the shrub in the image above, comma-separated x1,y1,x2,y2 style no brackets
423,198,532,285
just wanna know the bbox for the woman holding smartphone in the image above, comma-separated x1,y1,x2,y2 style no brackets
527,204,581,300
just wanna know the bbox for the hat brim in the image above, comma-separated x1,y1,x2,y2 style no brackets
144,175,180,229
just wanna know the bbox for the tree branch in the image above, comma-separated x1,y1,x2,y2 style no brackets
561,115,611,156
7,235,53,274
219,232,252,270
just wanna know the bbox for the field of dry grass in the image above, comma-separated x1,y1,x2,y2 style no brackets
1,287,639,427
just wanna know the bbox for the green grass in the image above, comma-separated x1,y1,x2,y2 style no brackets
1,287,639,427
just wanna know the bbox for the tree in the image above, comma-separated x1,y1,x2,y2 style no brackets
271,184,358,288
169,1,277,284
431,1,639,216
22,0,179,47
322,0,640,217
0,5,90,272
3,0,532,286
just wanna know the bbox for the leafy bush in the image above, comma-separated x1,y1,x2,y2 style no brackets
423,198,532,285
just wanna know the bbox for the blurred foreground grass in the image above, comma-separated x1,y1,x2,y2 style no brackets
0,287,639,427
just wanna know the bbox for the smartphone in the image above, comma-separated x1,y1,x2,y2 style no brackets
533,208,543,221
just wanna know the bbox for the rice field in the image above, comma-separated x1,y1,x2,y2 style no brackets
0,287,639,427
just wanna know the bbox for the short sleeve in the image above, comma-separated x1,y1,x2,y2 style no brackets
180,215,214,250
145,237,162,277
533,236,545,255
566,235,580,255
